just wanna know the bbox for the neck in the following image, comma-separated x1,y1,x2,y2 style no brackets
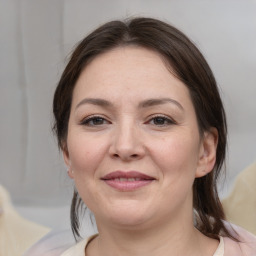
86,215,218,256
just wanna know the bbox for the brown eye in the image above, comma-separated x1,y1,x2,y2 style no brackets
81,116,109,126
149,116,175,126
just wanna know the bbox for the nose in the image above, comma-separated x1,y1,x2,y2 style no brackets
109,122,145,161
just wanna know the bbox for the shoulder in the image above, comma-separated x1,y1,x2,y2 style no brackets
23,230,76,256
60,234,98,256
23,230,98,256
223,223,256,256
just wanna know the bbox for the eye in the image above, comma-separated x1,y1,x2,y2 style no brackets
80,116,110,126
148,115,176,126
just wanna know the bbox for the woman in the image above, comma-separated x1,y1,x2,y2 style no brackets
25,17,256,255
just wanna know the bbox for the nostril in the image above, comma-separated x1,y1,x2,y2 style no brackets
112,153,139,159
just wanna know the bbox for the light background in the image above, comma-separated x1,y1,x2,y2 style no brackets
0,0,255,230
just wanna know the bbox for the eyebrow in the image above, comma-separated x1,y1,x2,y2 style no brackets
138,98,184,110
76,97,184,110
76,98,112,109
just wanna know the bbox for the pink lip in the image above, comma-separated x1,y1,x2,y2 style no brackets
101,171,155,191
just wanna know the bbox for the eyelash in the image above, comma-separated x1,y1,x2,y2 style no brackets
147,115,176,126
80,114,176,127
80,115,110,126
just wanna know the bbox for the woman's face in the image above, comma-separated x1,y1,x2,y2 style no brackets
64,46,217,229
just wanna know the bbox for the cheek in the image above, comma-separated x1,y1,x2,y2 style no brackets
67,134,108,175
150,136,200,206
150,135,200,172
67,135,109,208
148,133,201,199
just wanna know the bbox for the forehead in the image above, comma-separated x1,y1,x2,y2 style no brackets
82,46,170,80
72,46,192,106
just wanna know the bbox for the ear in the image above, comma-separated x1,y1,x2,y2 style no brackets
62,144,74,179
195,128,218,178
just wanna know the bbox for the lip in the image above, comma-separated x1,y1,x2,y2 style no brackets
101,171,155,191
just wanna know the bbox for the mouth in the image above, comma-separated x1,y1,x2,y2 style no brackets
101,171,155,191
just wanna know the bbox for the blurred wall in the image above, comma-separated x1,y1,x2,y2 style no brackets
0,0,256,207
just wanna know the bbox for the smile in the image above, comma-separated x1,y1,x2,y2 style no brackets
101,171,155,191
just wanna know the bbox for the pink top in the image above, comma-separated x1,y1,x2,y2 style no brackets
24,223,256,256
222,224,256,255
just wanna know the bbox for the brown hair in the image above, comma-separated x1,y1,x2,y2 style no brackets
53,17,236,241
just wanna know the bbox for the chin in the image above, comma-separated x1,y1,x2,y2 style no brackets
97,205,153,229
